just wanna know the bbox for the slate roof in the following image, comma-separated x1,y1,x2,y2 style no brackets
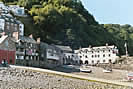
54,45,72,52
19,36,36,44
75,45,116,54
0,35,8,44
0,14,22,24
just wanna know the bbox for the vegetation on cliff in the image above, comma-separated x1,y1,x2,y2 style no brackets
2,0,133,55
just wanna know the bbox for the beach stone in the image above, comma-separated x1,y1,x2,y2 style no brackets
0,67,132,89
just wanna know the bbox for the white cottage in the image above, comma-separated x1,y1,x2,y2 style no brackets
75,44,119,65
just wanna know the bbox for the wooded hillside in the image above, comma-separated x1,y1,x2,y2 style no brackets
3,0,133,55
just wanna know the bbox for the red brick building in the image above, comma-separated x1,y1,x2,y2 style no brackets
0,35,16,64
0,50,15,64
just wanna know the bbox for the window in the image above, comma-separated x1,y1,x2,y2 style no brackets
92,55,94,58
92,51,93,53
95,55,97,57
50,53,54,56
103,60,105,63
80,56,82,58
48,49,51,53
103,50,105,52
108,54,111,57
85,55,88,58
20,48,23,52
86,51,87,53
109,59,112,63
97,60,100,64
85,60,88,64
10,59,12,64
98,55,100,58
79,60,83,64
109,50,110,52
103,54,105,57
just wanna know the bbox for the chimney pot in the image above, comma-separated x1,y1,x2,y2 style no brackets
37,38,40,44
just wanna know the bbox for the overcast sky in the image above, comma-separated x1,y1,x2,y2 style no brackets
81,0,133,26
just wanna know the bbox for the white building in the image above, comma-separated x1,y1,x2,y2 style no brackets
0,15,24,36
9,5,25,16
75,44,119,65
0,17,5,31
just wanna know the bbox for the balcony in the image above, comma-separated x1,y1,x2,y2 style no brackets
16,51,25,55
31,53,38,56
47,53,60,60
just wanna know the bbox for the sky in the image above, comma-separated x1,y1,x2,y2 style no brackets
81,0,133,26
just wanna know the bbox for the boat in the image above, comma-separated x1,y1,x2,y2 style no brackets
80,65,92,73
127,73,133,81
80,68,92,73
103,67,112,73
103,69,112,73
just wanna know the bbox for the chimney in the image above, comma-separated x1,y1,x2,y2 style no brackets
37,38,40,44
106,43,108,48
12,32,19,41
89,45,91,48
106,43,108,46
29,34,33,38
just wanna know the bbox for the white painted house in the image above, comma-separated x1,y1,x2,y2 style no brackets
9,5,25,16
75,44,119,65
0,17,5,31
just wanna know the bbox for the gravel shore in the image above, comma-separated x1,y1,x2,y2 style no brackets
0,67,133,89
